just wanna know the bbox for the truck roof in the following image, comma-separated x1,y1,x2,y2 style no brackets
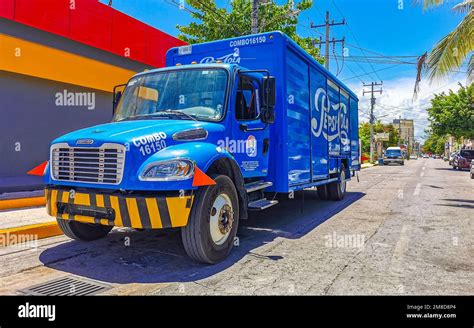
132,63,235,78
166,31,358,100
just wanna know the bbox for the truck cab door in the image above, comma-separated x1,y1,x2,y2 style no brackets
230,75,270,178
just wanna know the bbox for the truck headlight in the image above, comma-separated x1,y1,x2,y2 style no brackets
139,160,194,181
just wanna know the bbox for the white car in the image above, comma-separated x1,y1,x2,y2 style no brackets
409,154,418,160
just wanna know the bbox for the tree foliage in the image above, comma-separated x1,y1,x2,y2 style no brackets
359,121,400,154
427,83,474,139
423,133,446,154
176,0,323,63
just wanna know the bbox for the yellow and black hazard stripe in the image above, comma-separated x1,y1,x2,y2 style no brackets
45,188,194,229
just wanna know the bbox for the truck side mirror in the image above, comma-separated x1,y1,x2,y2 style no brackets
112,84,126,115
113,91,122,113
262,76,276,124
262,77,276,107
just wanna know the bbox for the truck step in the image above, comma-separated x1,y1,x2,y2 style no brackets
244,181,273,193
248,198,279,211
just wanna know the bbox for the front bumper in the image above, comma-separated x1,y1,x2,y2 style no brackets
383,158,404,164
46,187,194,229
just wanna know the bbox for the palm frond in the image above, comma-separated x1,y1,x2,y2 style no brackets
413,0,446,10
413,52,428,100
426,12,474,81
452,0,473,13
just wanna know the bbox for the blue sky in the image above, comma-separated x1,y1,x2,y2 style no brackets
102,0,469,140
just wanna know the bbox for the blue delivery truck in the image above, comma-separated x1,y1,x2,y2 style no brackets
45,31,360,263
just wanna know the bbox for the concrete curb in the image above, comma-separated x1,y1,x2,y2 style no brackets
0,222,62,247
361,162,378,169
0,196,46,211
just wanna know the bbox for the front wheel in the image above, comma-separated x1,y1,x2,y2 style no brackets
181,174,240,264
57,218,112,241
328,165,347,201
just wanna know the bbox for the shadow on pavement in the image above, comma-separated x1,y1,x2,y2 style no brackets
39,190,365,284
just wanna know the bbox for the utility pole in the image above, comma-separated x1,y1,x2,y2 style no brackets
363,82,383,163
398,115,402,147
252,0,259,34
311,11,345,70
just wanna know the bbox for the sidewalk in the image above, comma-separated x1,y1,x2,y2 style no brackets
0,206,61,247
0,190,46,211
361,162,378,169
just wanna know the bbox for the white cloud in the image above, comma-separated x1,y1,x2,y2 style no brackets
346,73,468,141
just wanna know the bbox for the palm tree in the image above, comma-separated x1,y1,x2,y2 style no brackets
413,0,473,98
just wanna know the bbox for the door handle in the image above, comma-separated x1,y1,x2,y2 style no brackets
239,124,267,132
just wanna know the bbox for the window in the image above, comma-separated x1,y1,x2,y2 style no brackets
235,77,260,120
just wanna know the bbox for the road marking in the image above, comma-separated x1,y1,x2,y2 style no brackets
389,224,411,294
420,172,425,177
389,224,411,274
413,183,421,196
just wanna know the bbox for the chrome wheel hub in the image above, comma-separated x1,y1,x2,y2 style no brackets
209,194,234,245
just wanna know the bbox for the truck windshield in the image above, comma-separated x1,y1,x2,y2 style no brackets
114,68,228,122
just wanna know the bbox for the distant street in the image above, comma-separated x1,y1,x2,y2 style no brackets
1,158,473,295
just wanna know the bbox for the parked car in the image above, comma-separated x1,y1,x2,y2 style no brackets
449,151,458,165
409,154,418,160
470,161,474,179
422,154,429,159
452,149,474,170
434,154,441,159
383,147,404,165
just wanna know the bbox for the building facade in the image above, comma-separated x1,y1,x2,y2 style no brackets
393,118,415,152
0,0,186,192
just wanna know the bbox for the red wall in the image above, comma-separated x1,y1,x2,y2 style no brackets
0,0,187,67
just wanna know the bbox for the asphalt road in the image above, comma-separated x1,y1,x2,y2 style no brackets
1,158,472,295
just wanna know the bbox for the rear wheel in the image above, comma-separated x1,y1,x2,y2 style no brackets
181,174,239,264
317,184,330,200
470,172,474,179
328,165,347,201
57,218,112,241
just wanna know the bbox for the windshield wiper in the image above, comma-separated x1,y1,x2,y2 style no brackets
154,109,198,121
116,113,171,121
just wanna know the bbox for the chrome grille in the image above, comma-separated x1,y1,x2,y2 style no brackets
51,143,125,184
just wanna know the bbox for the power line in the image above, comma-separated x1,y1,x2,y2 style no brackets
164,0,202,15
331,0,382,81
343,64,403,82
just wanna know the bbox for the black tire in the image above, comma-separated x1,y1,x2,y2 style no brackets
401,162,404,166
328,165,347,201
317,184,330,200
57,218,112,241
181,174,240,264
470,173,474,179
